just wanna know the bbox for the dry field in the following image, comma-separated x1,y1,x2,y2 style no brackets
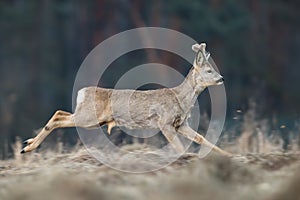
1,141,300,200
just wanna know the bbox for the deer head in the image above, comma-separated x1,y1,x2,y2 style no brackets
192,43,224,87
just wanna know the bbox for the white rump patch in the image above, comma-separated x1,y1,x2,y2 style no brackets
77,89,86,105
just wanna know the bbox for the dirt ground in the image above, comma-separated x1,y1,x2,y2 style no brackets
1,144,300,200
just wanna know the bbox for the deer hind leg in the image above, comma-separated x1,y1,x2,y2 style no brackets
21,110,75,153
161,126,185,154
177,126,232,157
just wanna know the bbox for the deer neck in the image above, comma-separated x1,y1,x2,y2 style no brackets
173,67,206,111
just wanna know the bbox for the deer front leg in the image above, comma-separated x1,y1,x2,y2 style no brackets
161,126,185,154
177,126,232,157
21,110,75,153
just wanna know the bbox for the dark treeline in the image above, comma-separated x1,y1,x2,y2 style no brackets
0,0,299,158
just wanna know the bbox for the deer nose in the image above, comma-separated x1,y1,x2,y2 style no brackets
216,77,224,84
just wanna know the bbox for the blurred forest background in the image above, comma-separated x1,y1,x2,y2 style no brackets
0,0,300,158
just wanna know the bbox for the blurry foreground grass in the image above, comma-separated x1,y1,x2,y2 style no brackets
0,141,300,200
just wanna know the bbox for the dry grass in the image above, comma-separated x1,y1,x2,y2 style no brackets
1,141,300,200
2,102,300,200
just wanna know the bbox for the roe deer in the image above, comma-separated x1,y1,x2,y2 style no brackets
21,43,232,157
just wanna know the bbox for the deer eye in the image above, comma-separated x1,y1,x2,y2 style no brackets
207,69,212,73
